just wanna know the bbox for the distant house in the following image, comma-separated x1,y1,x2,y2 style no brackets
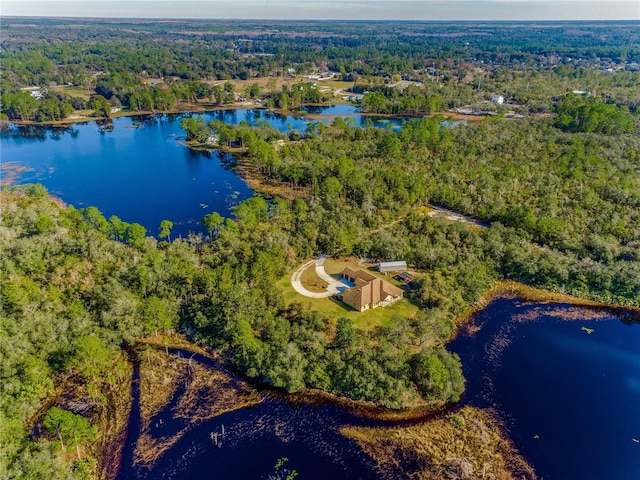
110,107,121,113
491,95,505,104
271,139,285,151
377,261,407,273
340,268,403,312
303,72,336,81
22,87,44,100
572,90,589,96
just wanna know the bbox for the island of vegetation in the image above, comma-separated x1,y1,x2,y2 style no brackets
1,17,639,480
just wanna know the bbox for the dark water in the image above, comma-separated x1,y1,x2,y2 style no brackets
1,105,428,238
448,299,640,480
118,303,639,479
118,348,389,480
139,400,381,480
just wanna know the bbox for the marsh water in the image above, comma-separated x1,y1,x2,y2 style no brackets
113,301,640,480
118,348,388,480
448,299,640,480
1,105,416,238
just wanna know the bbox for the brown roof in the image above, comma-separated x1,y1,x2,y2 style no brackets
341,268,403,311
342,267,377,283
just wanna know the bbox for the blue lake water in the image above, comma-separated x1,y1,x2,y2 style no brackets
1,105,428,238
448,300,640,480
2,116,252,239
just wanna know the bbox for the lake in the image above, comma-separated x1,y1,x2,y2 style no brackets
1,105,429,239
448,299,640,480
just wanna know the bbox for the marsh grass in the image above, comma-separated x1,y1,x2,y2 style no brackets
342,406,537,480
133,343,262,467
452,280,634,338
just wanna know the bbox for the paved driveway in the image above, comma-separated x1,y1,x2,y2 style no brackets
291,258,351,298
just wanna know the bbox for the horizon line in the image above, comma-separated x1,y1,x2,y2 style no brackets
3,15,639,22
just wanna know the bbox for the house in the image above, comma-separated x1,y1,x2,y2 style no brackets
377,261,407,273
271,139,285,151
340,268,403,312
22,87,45,100
491,95,505,104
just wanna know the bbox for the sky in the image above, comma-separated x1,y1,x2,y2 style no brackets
1,0,638,21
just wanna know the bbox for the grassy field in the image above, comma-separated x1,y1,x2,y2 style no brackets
52,85,95,100
277,257,419,330
299,264,329,292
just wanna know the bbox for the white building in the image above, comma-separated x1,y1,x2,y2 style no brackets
22,86,45,100
377,261,408,273
491,95,505,104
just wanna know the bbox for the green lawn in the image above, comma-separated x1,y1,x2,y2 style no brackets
53,85,95,100
277,258,419,330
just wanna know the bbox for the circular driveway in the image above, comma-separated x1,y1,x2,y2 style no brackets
291,258,351,298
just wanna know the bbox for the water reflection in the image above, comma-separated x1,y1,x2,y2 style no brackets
118,346,385,480
130,115,159,128
1,105,465,239
96,119,114,133
2,105,463,142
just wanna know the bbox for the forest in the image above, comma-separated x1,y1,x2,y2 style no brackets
1,17,640,480
187,113,640,307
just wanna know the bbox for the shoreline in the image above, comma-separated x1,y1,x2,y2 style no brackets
342,405,538,480
1,101,487,128
451,279,639,341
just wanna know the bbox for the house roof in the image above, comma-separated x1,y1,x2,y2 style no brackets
342,267,377,283
341,268,403,311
